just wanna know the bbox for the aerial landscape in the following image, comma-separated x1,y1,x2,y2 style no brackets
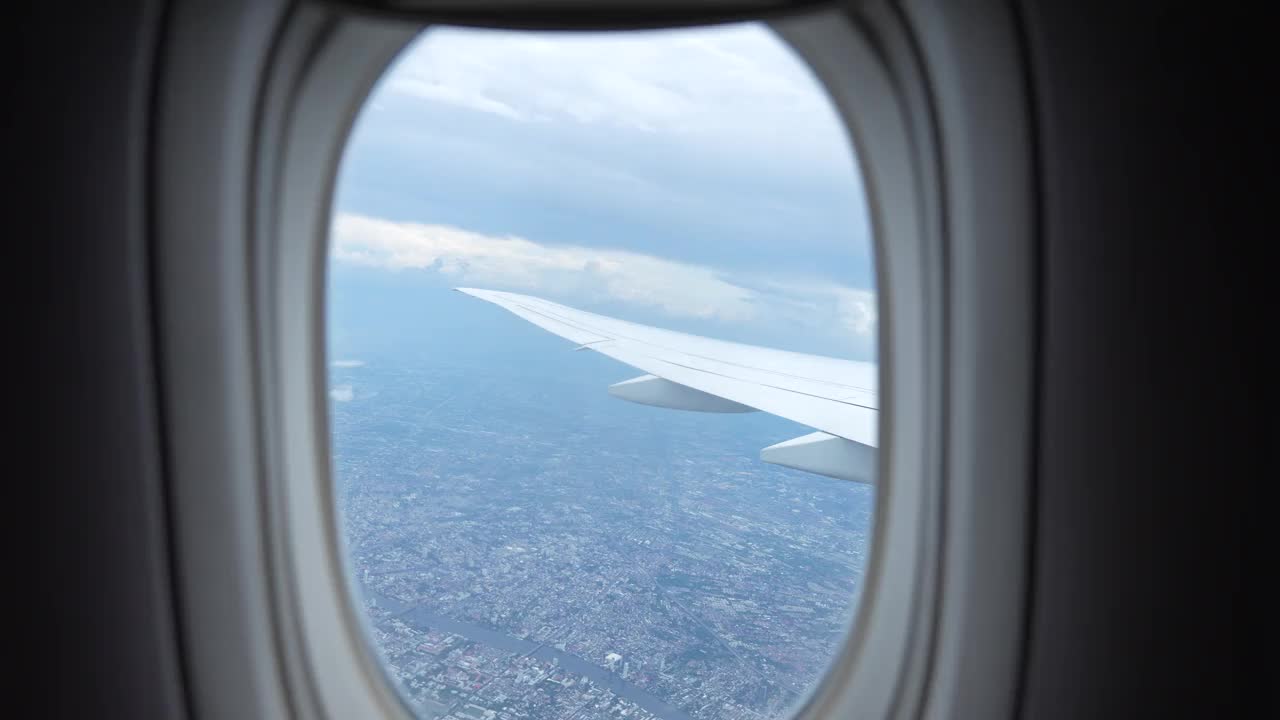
329,297,873,720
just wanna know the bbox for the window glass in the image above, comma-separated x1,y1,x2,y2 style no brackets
329,23,876,720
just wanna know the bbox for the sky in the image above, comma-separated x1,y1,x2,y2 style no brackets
330,22,876,361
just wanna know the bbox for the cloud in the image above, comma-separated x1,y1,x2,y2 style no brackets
393,78,526,121
332,360,365,368
831,287,877,336
331,213,875,342
339,21,873,292
378,24,847,165
330,384,355,402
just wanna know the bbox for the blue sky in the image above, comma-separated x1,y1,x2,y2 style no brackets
330,23,876,361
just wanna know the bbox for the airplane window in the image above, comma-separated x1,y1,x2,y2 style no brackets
328,23,877,720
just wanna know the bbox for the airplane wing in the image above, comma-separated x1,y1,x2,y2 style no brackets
458,287,877,484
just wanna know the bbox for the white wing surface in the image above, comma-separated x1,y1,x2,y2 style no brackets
458,288,877,483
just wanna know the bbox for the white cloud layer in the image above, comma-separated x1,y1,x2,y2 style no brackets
833,287,878,336
381,24,848,166
330,384,355,402
332,360,365,368
332,213,875,342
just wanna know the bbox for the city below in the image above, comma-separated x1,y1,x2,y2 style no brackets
332,350,872,720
